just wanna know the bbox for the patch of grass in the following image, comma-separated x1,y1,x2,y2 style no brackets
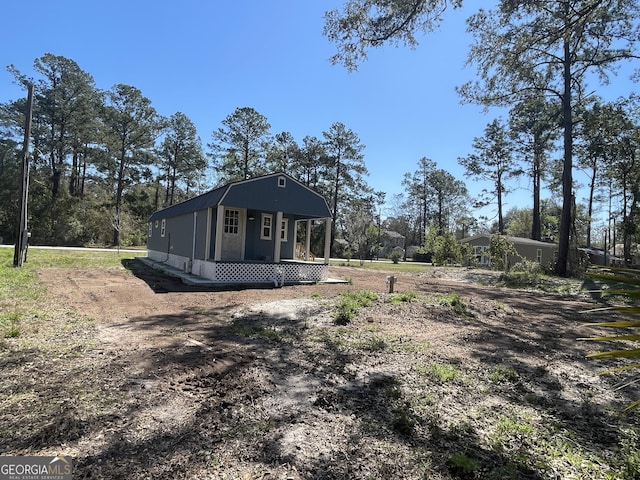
357,336,387,352
448,452,478,476
489,411,537,454
329,260,431,273
435,293,473,317
489,364,519,384
1,312,21,338
416,361,462,383
334,290,378,325
619,428,640,480
387,292,418,305
232,323,284,342
391,410,415,436
22,247,146,270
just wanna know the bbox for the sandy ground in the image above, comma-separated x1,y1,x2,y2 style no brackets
2,261,639,479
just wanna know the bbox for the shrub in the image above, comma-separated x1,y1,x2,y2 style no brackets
511,258,544,275
489,234,519,271
412,248,432,263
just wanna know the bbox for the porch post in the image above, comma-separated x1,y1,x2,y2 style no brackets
274,211,283,262
324,217,331,264
205,207,212,260
214,205,224,261
305,219,312,261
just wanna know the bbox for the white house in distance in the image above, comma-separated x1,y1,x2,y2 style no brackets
146,173,332,285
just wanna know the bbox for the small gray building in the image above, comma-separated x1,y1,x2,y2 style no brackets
460,233,557,269
147,173,332,284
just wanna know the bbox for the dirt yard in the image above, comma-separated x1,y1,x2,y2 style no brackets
2,261,640,479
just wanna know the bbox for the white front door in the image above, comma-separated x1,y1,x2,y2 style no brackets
220,208,245,260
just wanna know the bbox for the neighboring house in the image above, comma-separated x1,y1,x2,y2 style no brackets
609,244,640,268
381,230,405,257
580,247,625,267
460,233,557,268
147,173,332,285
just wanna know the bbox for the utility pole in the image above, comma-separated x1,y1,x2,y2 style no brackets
13,83,34,267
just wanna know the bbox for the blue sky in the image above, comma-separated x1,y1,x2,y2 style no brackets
1,1,636,225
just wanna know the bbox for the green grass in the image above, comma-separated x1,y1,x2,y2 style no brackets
334,290,379,324
330,260,435,274
1,312,22,338
447,452,479,476
0,247,145,340
416,361,462,382
489,364,519,383
387,292,418,304
434,293,473,317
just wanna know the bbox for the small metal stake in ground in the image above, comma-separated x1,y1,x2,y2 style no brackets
386,275,397,293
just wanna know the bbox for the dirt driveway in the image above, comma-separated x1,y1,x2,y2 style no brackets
3,261,639,479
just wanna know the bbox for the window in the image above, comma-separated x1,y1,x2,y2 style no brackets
160,219,166,237
536,248,542,263
474,245,489,265
148,222,152,238
155,220,159,228
278,176,286,188
280,218,289,242
261,213,273,240
224,209,239,234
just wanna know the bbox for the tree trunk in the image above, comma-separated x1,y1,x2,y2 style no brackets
331,156,341,256
586,164,597,248
556,26,573,277
113,146,127,247
531,148,541,241
497,176,504,234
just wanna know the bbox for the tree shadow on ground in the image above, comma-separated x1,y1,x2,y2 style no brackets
2,294,553,479
413,281,640,472
7,266,640,478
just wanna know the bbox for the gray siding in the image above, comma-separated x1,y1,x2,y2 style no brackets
195,209,208,260
222,175,330,218
167,214,195,258
148,173,331,263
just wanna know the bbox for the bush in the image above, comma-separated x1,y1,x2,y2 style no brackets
390,250,402,264
511,258,544,275
412,249,432,263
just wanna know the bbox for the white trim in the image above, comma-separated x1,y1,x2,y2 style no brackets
274,211,283,262
192,211,197,261
305,219,312,261
324,217,332,263
280,218,289,242
205,208,212,260
261,213,273,240
214,205,224,261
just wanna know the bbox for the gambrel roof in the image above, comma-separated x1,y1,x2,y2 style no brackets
149,172,332,222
